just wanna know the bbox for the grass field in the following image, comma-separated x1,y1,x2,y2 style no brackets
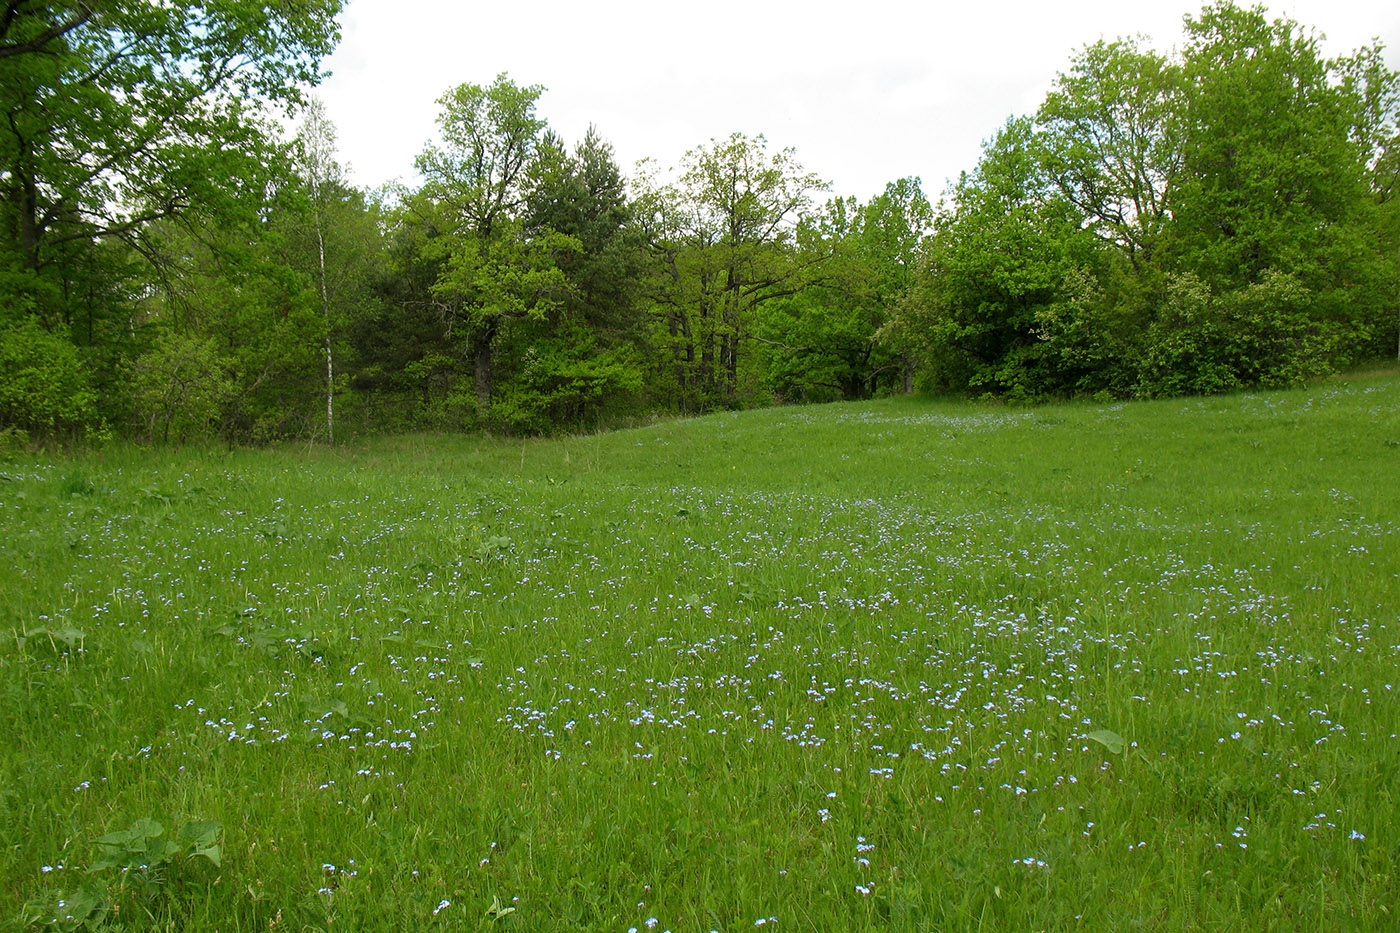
3,370,1399,931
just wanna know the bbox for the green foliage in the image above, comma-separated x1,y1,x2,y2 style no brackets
5,1,1394,441
15,820,221,931
0,0,343,448
1031,266,1142,396
408,75,575,416
0,320,104,439
491,327,645,434
417,74,547,240
756,179,931,401
89,819,222,875
375,91,651,434
1037,37,1181,262
0,0,342,298
889,118,1096,397
431,224,579,331
636,133,829,411
56,470,95,498
892,2,1399,399
2,376,1399,928
1137,271,1342,397
128,332,233,443
138,224,316,444
1172,3,1378,286
1084,729,1127,755
19,624,87,655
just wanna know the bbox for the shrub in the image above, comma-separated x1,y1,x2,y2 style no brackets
1136,270,1339,398
128,332,233,443
0,319,105,439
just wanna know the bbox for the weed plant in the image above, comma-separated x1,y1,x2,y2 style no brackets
2,371,1398,930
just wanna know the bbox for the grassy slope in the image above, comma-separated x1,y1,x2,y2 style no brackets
2,370,1398,931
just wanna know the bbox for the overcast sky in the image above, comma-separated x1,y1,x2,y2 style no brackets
315,0,1400,203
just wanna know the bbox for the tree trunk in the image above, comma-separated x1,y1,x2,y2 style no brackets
18,168,42,271
473,321,497,415
316,219,332,443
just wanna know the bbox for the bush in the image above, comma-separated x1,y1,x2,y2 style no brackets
128,332,233,443
1033,267,1142,397
1136,273,1242,397
491,334,645,435
0,319,105,439
1222,270,1341,388
1135,270,1339,398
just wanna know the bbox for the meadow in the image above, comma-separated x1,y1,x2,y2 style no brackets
2,370,1398,931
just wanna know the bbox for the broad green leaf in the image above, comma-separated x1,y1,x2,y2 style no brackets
1085,729,1126,754
191,844,221,867
179,821,222,849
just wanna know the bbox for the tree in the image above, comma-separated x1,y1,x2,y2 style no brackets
1037,38,1182,267
887,118,1096,397
1161,3,1398,372
1374,133,1400,360
352,195,469,430
524,128,642,342
1173,3,1384,289
128,332,232,444
136,208,325,443
484,127,648,432
0,0,341,303
295,98,340,443
271,171,388,440
893,2,1399,399
0,0,341,439
637,133,827,410
756,178,931,401
413,74,577,416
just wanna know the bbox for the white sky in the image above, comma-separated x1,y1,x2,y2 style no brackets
316,0,1400,203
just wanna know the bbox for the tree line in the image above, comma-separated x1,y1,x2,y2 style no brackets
2,1,1398,444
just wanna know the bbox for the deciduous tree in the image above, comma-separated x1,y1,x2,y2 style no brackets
637,133,827,410
0,0,341,299
413,75,577,416
0,0,341,438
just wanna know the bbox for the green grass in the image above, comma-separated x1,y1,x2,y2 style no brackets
2,369,1399,931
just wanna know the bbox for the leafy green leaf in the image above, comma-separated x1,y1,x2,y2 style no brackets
1085,728,1126,754
178,820,222,850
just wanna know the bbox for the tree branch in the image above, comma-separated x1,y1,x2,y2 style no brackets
0,3,92,60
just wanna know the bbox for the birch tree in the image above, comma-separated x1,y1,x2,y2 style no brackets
296,98,339,442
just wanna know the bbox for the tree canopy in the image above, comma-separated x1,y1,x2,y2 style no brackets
1,0,341,285
2,1,1397,444
885,1,1400,399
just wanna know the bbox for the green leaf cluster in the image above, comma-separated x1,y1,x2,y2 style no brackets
16,820,222,931
0,319,104,438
